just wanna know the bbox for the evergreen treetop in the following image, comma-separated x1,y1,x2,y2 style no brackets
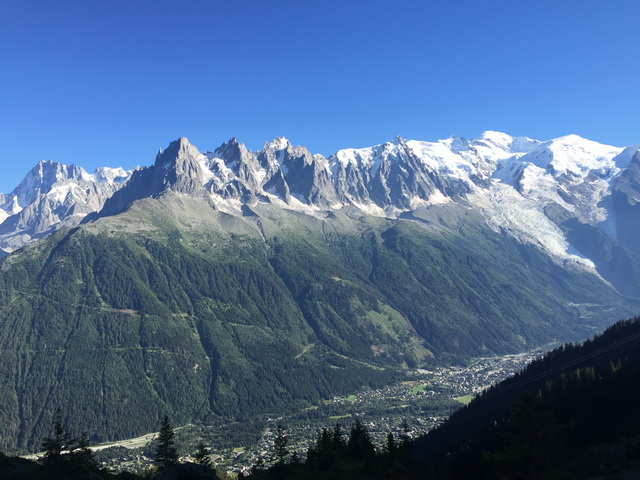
155,415,178,469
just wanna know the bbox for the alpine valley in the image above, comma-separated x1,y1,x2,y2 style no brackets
1,132,639,453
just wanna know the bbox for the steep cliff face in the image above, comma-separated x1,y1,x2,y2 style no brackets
4,133,640,286
0,160,130,251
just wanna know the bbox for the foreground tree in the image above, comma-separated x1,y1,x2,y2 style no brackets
155,415,178,468
40,409,71,470
348,418,376,459
484,393,568,479
69,433,100,476
40,409,98,477
386,432,398,456
194,440,212,467
273,425,289,465
332,423,347,450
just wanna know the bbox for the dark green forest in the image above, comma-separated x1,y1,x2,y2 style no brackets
0,201,636,453
246,316,640,479
4,315,640,479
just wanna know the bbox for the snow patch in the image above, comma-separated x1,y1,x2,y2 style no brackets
268,137,290,152
470,186,595,268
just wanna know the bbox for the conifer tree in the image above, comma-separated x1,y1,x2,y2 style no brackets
348,419,376,458
316,428,333,455
386,432,398,455
194,440,212,467
40,409,71,470
312,428,334,470
67,433,99,476
400,418,411,449
331,423,346,451
155,415,178,468
273,425,289,465
40,409,98,476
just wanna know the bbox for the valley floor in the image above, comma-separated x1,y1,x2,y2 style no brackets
90,352,539,476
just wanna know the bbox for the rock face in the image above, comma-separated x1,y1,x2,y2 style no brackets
3,132,640,296
97,138,210,217
612,150,640,256
0,161,130,251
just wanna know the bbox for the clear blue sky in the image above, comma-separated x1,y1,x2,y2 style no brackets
1,0,638,193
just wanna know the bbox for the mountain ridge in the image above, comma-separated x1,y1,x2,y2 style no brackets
0,160,131,252
1,133,640,453
3,132,639,297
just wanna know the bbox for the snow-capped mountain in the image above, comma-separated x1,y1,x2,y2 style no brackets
0,160,131,254
3,132,640,296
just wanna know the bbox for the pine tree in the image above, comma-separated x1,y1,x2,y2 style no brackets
313,428,334,470
399,418,411,450
40,409,98,477
67,433,99,476
484,392,567,479
316,428,333,456
331,423,347,451
348,419,376,459
40,409,71,470
386,432,398,455
194,440,212,467
155,415,178,468
273,425,289,465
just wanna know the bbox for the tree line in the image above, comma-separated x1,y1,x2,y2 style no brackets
0,413,217,479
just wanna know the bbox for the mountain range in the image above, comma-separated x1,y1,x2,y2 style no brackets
0,162,130,255
0,132,639,453
3,132,640,296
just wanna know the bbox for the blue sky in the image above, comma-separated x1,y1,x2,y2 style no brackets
1,0,638,192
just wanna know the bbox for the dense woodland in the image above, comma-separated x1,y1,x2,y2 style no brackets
0,207,635,453
2,316,640,479
0,193,637,477
247,316,640,479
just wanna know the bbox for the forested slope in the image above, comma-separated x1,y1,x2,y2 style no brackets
0,196,635,452
411,316,640,478
247,316,640,479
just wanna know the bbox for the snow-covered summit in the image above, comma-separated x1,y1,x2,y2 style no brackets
266,136,291,152
0,160,132,252
519,135,622,176
3,131,640,296
473,131,541,158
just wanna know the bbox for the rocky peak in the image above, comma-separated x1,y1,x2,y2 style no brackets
155,137,200,168
277,144,337,205
97,138,209,218
614,149,640,205
213,138,260,173
0,158,132,252
149,137,209,194
265,137,291,153
258,138,292,177
3,131,639,284
5,161,81,210
212,137,245,163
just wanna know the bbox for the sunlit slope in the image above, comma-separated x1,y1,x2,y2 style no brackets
0,194,635,452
